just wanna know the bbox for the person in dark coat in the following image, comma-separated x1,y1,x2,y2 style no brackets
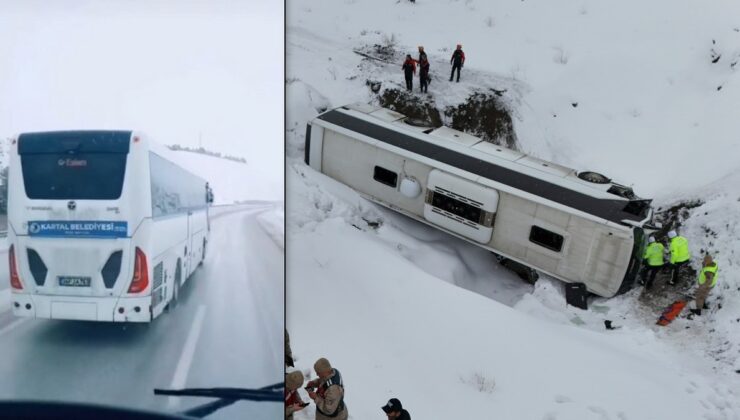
449,44,465,82
285,329,294,367
418,46,430,93
382,398,411,419
417,45,428,66
401,55,416,91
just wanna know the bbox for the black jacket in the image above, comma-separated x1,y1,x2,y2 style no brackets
402,61,415,76
398,409,411,420
418,52,427,65
451,49,464,65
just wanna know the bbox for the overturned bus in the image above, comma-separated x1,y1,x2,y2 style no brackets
304,103,653,298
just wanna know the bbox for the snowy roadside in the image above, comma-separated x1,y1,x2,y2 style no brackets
256,203,285,250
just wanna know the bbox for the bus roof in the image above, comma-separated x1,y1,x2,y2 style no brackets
316,105,652,225
18,131,132,154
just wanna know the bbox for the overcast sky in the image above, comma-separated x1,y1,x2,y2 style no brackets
0,0,283,183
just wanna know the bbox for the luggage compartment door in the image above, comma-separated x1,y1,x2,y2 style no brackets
423,170,499,244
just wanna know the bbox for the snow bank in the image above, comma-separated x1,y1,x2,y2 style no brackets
288,166,740,419
257,204,285,250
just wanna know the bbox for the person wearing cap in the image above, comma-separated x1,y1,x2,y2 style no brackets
417,46,430,93
667,230,691,286
382,398,411,419
640,236,664,290
285,371,307,419
401,54,417,91
305,357,348,420
449,44,465,82
690,254,719,316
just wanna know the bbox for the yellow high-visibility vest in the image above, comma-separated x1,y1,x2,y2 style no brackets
643,242,664,267
698,263,719,287
670,236,690,264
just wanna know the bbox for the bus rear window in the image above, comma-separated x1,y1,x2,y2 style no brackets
21,153,127,200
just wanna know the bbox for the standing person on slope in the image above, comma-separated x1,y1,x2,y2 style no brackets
449,44,465,82
418,46,430,93
401,54,416,91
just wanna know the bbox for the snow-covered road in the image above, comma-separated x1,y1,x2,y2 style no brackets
286,0,740,416
0,204,283,419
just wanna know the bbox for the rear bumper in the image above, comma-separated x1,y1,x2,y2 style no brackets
10,293,152,323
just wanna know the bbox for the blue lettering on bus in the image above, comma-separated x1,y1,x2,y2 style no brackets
27,221,128,238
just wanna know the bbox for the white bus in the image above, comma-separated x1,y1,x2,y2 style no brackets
7,130,211,322
305,104,654,298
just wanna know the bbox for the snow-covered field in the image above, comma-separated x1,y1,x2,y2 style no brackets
286,1,740,419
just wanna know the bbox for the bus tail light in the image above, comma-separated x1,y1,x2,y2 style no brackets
128,247,149,293
9,245,23,290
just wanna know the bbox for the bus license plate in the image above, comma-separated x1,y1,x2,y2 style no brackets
58,276,91,287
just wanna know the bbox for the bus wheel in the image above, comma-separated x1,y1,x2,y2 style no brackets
167,260,182,311
199,240,206,266
498,258,539,285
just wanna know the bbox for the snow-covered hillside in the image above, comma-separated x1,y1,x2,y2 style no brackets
286,1,740,418
163,148,282,203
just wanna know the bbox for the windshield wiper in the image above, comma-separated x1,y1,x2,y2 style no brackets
154,382,283,418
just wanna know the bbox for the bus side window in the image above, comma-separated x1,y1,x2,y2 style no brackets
373,166,398,188
529,225,564,252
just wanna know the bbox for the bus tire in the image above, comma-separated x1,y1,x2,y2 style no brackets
199,239,206,267
167,260,182,311
498,257,539,285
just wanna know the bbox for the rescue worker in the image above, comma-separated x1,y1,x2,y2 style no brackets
640,237,664,290
286,371,307,419
401,54,416,91
690,254,719,316
417,46,428,67
667,230,690,286
382,398,411,419
449,44,465,82
306,358,348,420
418,46,430,93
